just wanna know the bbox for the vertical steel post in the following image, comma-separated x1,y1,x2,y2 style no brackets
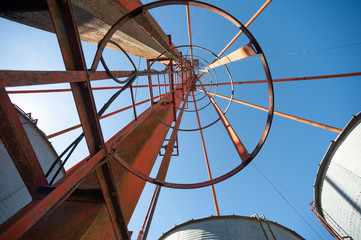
0,88,48,197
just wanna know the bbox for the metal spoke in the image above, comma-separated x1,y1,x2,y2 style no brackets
186,3,194,66
200,86,250,162
202,43,257,71
192,91,220,216
202,90,342,133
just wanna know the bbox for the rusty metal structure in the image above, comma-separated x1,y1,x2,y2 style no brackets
0,0,359,239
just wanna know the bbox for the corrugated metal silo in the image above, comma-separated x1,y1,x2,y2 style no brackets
314,112,361,239
0,105,65,224
158,215,304,240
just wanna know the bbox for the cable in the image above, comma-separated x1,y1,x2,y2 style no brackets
260,160,332,239
100,40,137,84
252,163,327,240
269,42,361,59
46,41,138,183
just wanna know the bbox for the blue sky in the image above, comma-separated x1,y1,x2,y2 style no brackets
1,0,361,239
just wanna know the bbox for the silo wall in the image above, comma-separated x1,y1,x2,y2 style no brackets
314,112,361,239
159,215,304,240
0,106,65,224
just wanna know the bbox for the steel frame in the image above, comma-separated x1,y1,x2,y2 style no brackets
0,0,187,239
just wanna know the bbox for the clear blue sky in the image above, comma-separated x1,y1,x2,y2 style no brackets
1,0,361,239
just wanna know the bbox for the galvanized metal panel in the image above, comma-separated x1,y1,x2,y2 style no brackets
314,112,361,239
159,215,304,240
0,109,64,224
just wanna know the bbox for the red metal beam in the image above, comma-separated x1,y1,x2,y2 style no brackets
197,71,361,87
47,0,104,154
0,149,106,239
192,92,220,216
202,86,250,162
47,1,128,239
155,86,191,184
0,88,48,197
146,60,155,106
46,94,165,139
204,90,342,133
6,84,171,94
0,70,179,88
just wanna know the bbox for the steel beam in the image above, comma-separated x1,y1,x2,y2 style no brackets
202,86,250,162
0,0,180,60
47,1,127,239
0,88,48,197
46,94,165,139
197,71,361,87
0,149,106,239
203,90,342,133
192,92,220,216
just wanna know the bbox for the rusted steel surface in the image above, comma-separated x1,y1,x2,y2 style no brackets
47,1,128,239
192,92,220,216
106,89,183,222
309,201,345,240
1,0,179,60
146,60,155,106
6,84,170,94
156,87,191,184
205,91,342,133
47,0,105,154
202,86,250,162
0,88,48,197
0,70,86,87
96,162,130,240
0,149,106,239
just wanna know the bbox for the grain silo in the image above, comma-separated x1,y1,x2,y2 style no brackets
313,112,361,239
158,215,304,240
0,105,65,224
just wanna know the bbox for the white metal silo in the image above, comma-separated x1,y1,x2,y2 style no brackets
0,105,65,224
158,215,304,240
313,112,361,239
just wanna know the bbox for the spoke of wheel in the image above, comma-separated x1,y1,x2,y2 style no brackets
155,86,192,184
196,71,361,87
201,90,342,133
216,0,272,59
203,43,257,71
192,91,220,216
200,85,250,162
186,3,194,66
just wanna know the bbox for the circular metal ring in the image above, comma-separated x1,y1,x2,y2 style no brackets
95,0,274,189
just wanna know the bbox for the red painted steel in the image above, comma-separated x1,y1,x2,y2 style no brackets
6,84,170,94
47,1,127,239
198,71,361,86
202,86,250,162
46,94,164,139
0,88,48,197
137,185,160,240
186,4,194,66
146,60,155,106
0,149,106,239
192,92,220,216
215,0,272,59
205,91,342,133
155,86,191,184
